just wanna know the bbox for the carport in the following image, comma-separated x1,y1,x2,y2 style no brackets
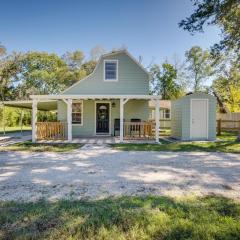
0,100,57,135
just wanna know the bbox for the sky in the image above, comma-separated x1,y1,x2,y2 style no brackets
0,0,221,67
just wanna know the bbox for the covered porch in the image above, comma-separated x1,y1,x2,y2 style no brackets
31,94,161,143
4,95,162,143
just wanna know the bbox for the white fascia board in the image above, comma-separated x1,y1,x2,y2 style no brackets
30,95,161,100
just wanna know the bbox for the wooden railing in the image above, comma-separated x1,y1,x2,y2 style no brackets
124,122,154,139
149,119,171,129
36,122,67,140
217,119,240,135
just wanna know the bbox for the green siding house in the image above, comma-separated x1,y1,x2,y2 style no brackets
29,50,161,143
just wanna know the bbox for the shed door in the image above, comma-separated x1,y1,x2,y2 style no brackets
191,99,208,139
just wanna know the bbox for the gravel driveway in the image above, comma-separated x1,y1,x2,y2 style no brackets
0,145,240,201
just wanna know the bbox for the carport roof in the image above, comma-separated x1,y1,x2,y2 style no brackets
0,100,57,111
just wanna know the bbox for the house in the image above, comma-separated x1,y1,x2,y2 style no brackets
28,50,161,143
149,100,171,128
1,51,218,143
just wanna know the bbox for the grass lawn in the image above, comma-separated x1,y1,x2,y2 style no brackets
0,196,239,240
0,141,83,152
112,131,240,153
0,126,31,134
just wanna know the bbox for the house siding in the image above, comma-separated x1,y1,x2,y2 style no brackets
171,93,216,140
57,99,149,137
63,52,149,95
171,100,182,139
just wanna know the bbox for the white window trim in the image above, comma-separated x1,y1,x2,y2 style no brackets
103,59,118,82
72,100,83,126
190,98,209,140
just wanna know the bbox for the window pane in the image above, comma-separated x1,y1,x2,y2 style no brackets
72,102,82,124
105,61,117,80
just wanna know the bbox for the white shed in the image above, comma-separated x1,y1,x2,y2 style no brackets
171,93,216,141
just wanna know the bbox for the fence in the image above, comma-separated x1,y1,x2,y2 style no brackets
217,113,240,121
149,119,171,129
217,119,240,135
216,113,240,135
36,122,67,140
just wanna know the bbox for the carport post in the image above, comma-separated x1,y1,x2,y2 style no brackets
3,104,5,135
32,100,38,143
20,108,23,135
155,99,160,143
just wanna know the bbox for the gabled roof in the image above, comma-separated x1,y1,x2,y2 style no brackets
62,49,150,94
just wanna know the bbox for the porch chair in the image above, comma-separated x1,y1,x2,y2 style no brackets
114,118,125,136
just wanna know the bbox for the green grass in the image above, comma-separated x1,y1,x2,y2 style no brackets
0,141,83,152
0,126,31,134
112,131,240,153
0,196,239,240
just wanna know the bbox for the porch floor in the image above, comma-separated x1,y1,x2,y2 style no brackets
37,136,156,144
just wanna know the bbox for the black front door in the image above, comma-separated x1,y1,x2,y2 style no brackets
96,103,110,133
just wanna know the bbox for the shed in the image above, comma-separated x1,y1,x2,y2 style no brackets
171,93,216,141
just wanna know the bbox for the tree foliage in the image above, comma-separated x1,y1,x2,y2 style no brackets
212,61,240,112
185,46,216,92
20,52,68,96
0,52,24,101
0,47,98,101
179,0,240,56
150,63,183,99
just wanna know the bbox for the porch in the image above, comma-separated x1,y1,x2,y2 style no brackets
2,94,162,143
31,95,161,143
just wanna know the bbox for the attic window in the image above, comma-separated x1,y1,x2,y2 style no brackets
104,60,118,81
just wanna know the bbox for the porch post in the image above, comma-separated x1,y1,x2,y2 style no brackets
67,99,72,142
120,98,124,142
155,99,160,143
32,100,38,143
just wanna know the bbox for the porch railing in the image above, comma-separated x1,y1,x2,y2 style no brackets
36,122,67,140
124,122,154,139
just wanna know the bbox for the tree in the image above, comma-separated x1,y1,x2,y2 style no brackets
90,45,105,61
81,60,97,75
62,50,84,70
0,43,6,56
179,0,240,57
150,63,182,99
0,52,24,101
212,62,240,112
19,52,68,96
185,46,215,92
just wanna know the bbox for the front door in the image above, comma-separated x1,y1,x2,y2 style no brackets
191,99,208,139
96,103,110,134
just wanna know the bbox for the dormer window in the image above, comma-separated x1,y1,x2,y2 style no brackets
104,60,118,81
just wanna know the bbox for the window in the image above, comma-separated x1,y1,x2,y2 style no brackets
164,109,171,119
150,109,171,119
104,60,118,81
72,101,83,124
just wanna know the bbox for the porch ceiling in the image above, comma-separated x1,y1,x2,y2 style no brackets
1,100,57,111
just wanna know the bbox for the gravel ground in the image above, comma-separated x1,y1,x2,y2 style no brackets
0,144,240,201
